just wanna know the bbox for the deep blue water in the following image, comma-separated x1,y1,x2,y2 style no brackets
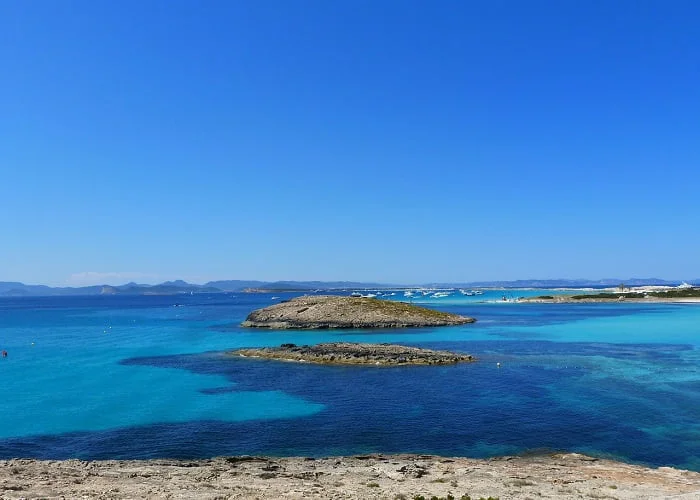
0,292,698,470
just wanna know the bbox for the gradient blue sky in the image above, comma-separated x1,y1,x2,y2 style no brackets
2,1,699,286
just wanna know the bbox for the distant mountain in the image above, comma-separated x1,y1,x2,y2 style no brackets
0,282,55,296
0,277,696,297
107,284,222,295
204,280,268,291
0,279,395,296
159,280,200,288
0,281,221,297
204,280,394,291
119,282,150,288
251,281,393,291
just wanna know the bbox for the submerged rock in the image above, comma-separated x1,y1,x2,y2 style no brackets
241,295,475,329
231,342,475,366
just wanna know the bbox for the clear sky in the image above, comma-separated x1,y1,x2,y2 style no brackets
1,1,699,286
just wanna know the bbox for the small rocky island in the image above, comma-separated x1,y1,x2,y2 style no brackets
241,295,475,329
232,342,475,366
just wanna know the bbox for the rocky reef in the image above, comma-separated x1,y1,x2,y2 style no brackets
231,342,475,366
241,295,475,329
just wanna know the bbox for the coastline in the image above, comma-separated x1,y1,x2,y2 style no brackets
2,453,698,499
514,284,700,304
519,296,700,304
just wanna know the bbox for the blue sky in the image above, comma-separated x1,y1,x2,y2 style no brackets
1,1,699,286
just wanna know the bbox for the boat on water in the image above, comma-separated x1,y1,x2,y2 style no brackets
350,291,377,298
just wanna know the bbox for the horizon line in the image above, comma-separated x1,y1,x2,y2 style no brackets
3,277,699,289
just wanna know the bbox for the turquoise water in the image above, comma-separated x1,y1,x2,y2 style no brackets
0,292,698,469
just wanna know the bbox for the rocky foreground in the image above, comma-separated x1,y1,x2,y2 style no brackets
232,342,475,366
242,295,475,329
2,453,699,499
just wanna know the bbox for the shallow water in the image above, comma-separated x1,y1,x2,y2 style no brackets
0,293,698,470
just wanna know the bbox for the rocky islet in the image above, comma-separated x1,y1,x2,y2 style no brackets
232,342,475,366
241,295,476,329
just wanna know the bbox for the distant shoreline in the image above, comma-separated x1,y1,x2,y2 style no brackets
3,278,698,298
519,294,700,304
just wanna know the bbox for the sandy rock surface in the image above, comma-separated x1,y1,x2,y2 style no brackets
241,295,475,329
2,453,698,499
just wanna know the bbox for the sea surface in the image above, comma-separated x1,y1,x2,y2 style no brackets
1,290,699,471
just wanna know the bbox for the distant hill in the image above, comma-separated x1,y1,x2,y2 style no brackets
0,279,394,296
0,282,56,296
0,281,222,297
204,280,268,290
205,280,395,291
0,278,697,297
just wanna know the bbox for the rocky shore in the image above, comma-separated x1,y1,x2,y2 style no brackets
232,342,475,366
2,453,698,499
241,295,475,329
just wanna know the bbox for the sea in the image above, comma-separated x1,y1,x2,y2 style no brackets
0,290,698,471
